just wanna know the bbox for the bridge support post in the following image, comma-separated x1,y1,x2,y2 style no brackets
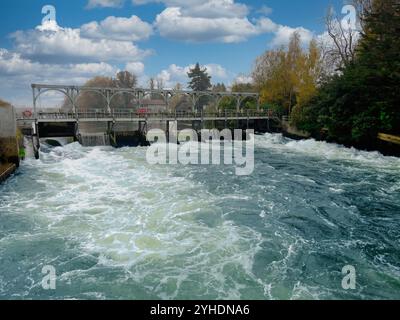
32,86,37,120
236,96,242,113
166,120,170,143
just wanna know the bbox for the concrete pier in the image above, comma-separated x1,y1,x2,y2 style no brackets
0,100,19,182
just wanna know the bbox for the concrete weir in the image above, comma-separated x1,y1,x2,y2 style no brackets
0,101,19,182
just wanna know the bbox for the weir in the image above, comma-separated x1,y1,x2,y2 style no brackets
16,84,281,158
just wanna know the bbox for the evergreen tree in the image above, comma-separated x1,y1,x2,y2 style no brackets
187,63,212,92
187,63,212,111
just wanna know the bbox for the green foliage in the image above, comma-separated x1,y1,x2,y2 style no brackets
254,34,322,115
293,0,400,148
187,63,212,111
212,83,227,92
187,63,212,92
231,83,255,93
218,96,236,111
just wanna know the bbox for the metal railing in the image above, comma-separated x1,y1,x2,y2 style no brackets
17,110,277,121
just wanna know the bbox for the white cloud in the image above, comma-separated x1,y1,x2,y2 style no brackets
155,63,228,88
0,49,115,77
86,0,124,9
155,7,277,43
234,74,253,84
0,48,118,106
81,15,153,41
271,25,314,47
135,0,249,18
149,1,313,46
125,61,145,75
11,22,151,64
257,5,273,16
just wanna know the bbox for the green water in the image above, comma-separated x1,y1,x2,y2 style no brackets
0,134,399,300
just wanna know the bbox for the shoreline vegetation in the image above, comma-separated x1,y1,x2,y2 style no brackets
252,0,399,156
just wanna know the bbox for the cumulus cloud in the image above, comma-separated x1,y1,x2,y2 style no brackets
125,61,145,75
86,0,124,9
10,22,151,64
155,7,277,43
0,48,118,106
271,25,314,47
155,63,228,88
0,49,116,81
234,74,253,84
81,15,153,41
143,1,313,46
133,0,247,17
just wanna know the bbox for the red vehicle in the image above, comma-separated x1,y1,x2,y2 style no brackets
137,108,149,115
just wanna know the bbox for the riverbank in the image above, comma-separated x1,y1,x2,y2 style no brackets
0,163,17,183
282,120,400,158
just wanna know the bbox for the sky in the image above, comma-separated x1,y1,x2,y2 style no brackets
0,0,348,107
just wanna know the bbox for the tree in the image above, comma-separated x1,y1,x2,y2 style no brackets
115,71,137,109
156,79,164,90
62,71,139,111
294,0,400,148
320,5,359,71
231,82,255,93
116,71,137,89
187,63,212,91
212,83,226,92
149,78,155,90
75,76,115,111
187,63,212,111
169,83,189,112
253,32,323,115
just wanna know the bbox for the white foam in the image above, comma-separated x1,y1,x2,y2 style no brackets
256,133,400,168
12,143,264,299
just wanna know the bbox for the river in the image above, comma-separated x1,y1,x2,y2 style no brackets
0,133,399,300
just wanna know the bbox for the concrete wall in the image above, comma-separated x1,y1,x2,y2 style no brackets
0,103,16,136
0,102,19,175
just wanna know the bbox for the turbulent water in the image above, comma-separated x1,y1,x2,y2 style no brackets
0,133,399,300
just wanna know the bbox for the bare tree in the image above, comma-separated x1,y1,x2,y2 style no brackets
114,71,137,109
156,78,164,90
322,6,359,70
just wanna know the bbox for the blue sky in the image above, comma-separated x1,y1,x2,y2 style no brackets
0,0,347,107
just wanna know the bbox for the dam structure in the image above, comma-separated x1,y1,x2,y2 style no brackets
17,84,280,158
0,101,19,182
